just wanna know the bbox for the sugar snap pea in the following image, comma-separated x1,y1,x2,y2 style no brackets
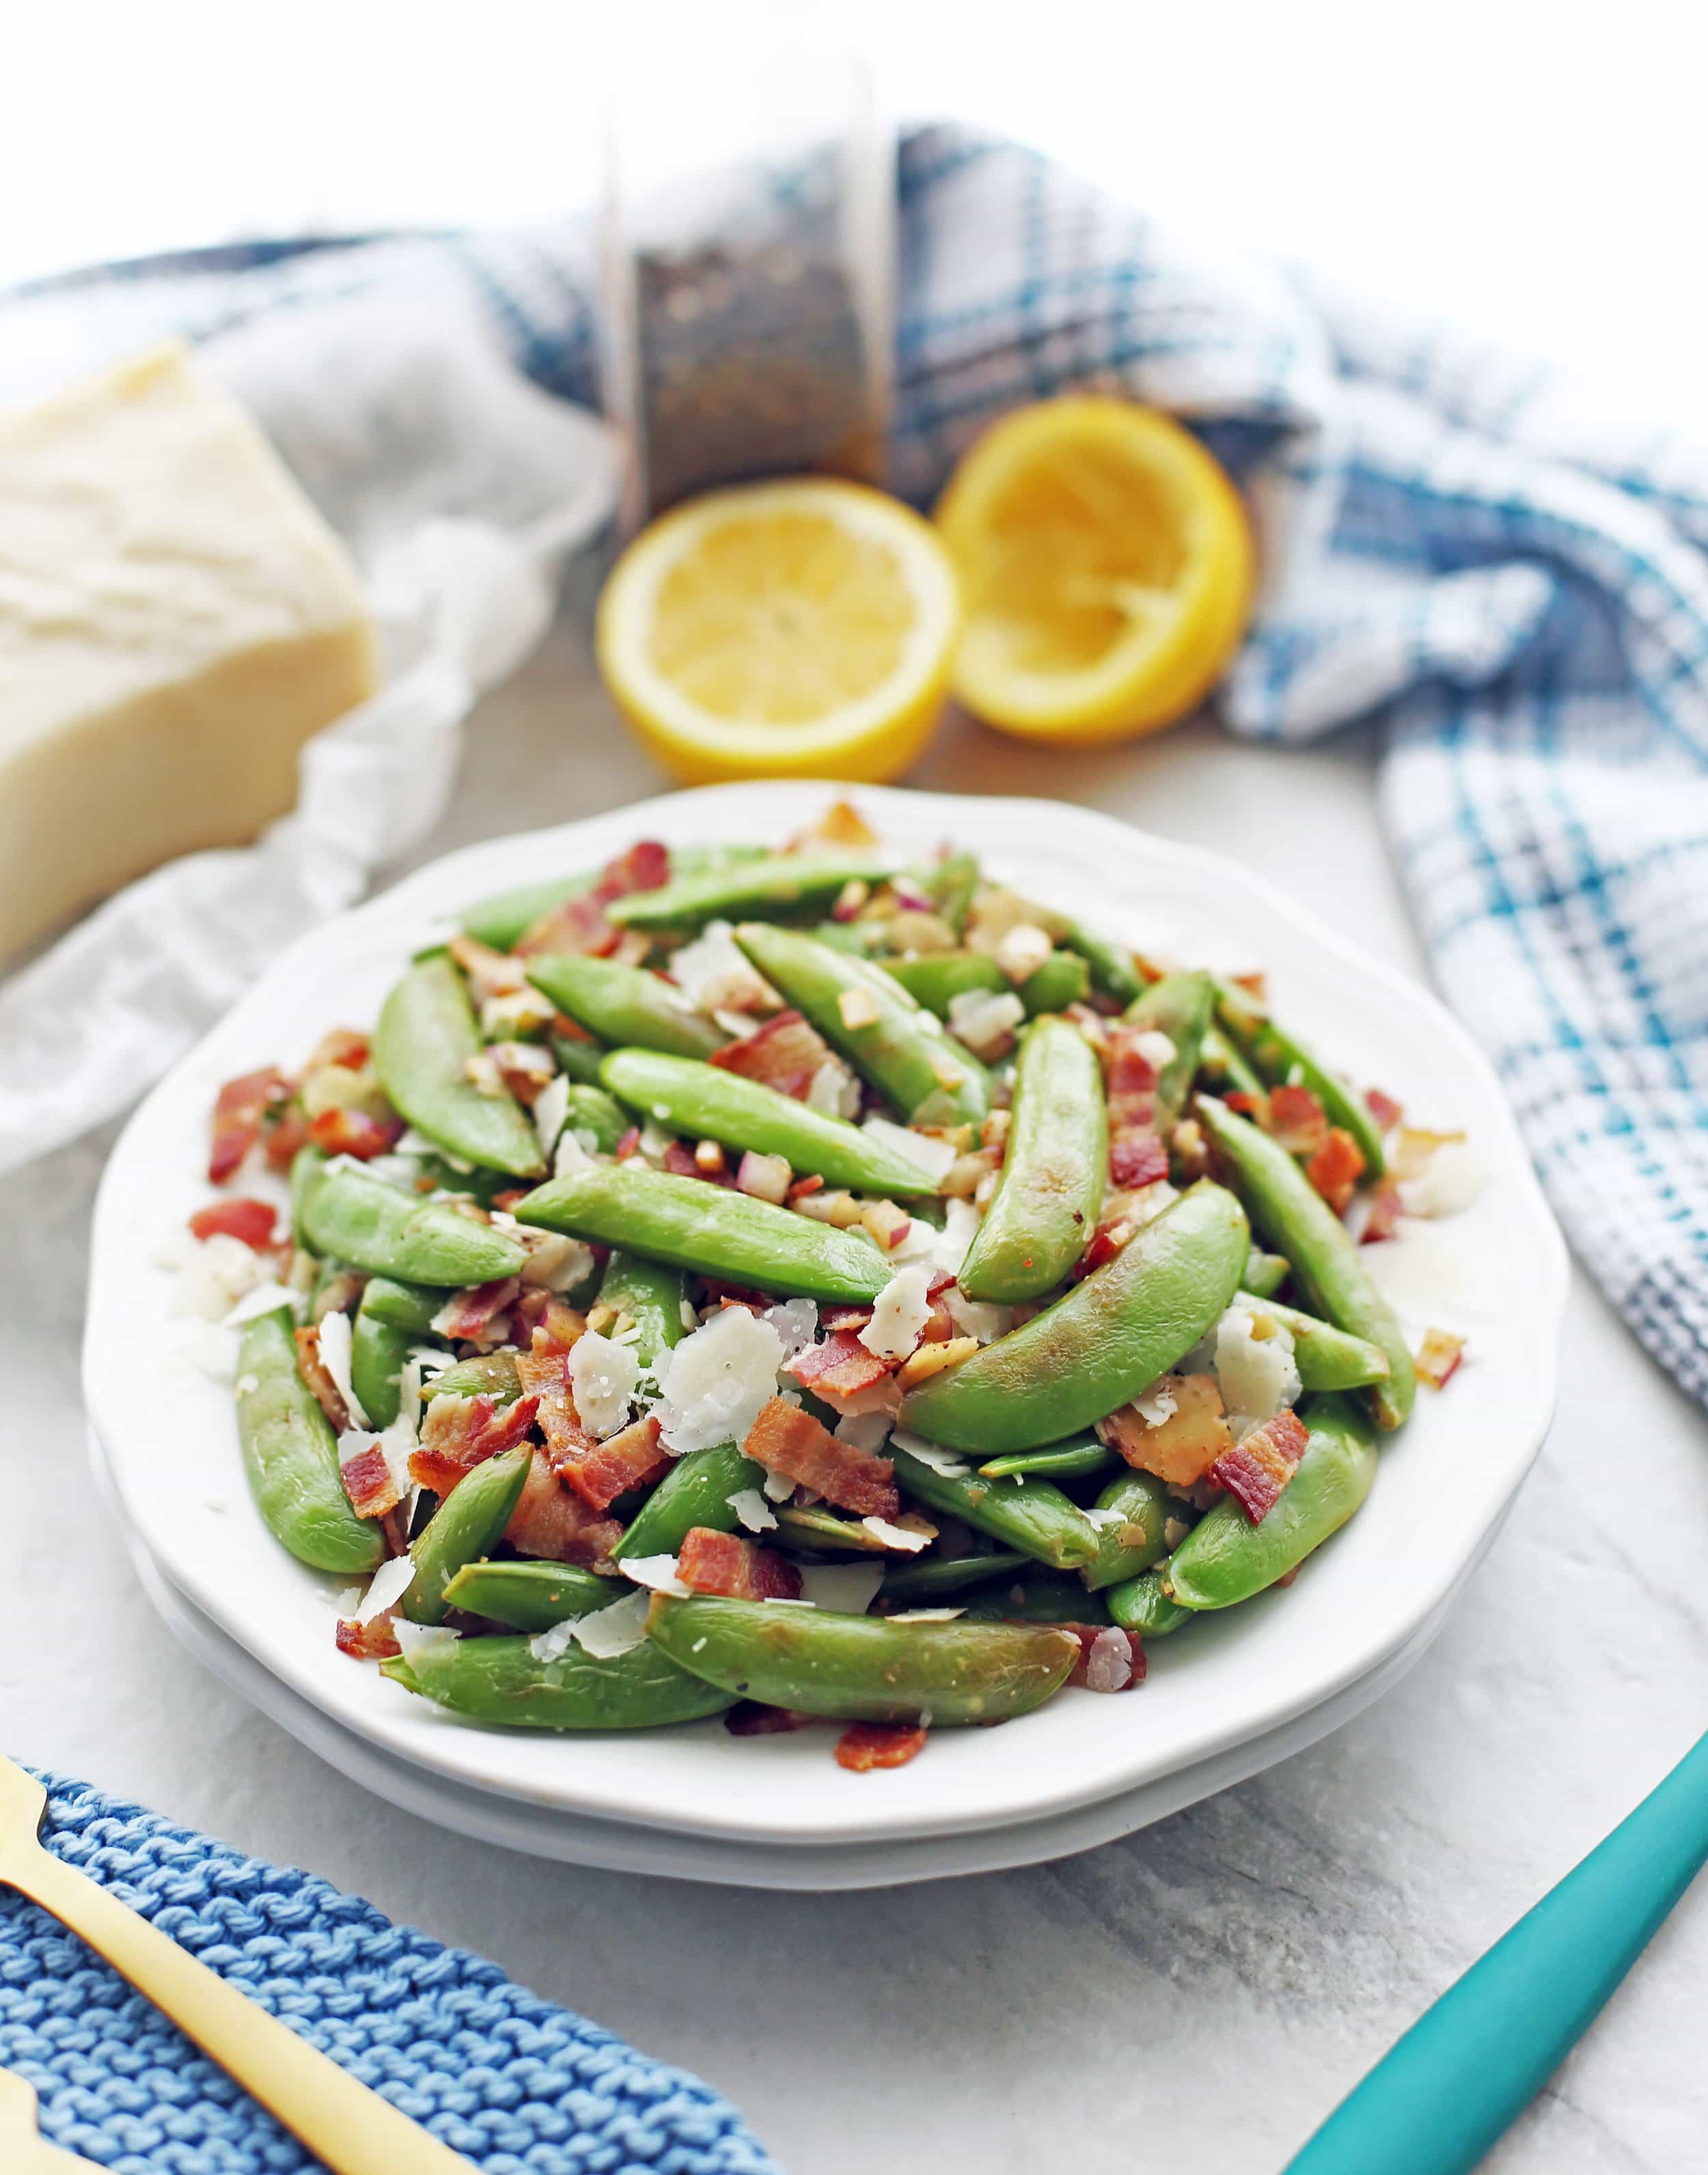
552,1031,609,1086
876,1549,1031,1606
959,1575,1113,1626
607,852,896,931
1123,969,1215,1131
616,1441,765,1561
383,1632,737,1729
596,1249,690,1369
1105,1569,1193,1639
1060,920,1146,1006
294,1148,526,1286
733,921,991,1127
236,1306,382,1575
600,1048,941,1197
1196,1098,1414,1428
646,1594,1079,1725
1243,1247,1291,1299
1079,1469,1173,1591
374,954,545,1177
560,1083,629,1155
348,1283,432,1432
881,948,1090,1019
1233,1291,1392,1391
1200,1025,1266,1101
458,845,766,951
400,1446,532,1626
514,1162,890,1301
1167,1393,1377,1609
772,1505,892,1553
419,1350,522,1404
888,1445,1100,1570
899,1179,1250,1453
958,1016,1105,1302
978,1436,1119,1483
357,1276,444,1334
525,954,725,1060
1217,989,1388,1177
441,1559,620,1630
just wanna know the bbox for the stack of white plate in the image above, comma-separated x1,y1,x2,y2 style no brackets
83,786,1567,1891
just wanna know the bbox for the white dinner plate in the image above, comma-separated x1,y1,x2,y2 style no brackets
84,782,1569,1859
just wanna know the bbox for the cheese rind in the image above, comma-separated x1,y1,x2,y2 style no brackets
0,342,376,962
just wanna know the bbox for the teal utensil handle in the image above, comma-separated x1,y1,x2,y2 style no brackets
1284,1729,1708,2175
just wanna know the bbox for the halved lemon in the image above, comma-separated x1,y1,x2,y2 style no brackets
596,478,962,784
935,396,1254,744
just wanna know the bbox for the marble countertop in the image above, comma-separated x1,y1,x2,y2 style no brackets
7,588,1705,2175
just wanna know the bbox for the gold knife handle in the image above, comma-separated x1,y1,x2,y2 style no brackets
15,1845,476,2175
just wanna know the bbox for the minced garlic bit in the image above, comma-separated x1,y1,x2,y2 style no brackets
994,920,1053,985
859,1263,934,1360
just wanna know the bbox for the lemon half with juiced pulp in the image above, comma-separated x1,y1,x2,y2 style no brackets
935,396,1254,745
596,478,962,784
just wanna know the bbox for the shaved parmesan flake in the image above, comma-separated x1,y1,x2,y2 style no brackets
995,921,1053,984
1213,1304,1301,1440
170,1231,268,1321
652,1305,784,1455
316,1308,369,1428
807,1058,863,1120
799,1563,884,1615
221,1280,300,1328
862,1116,957,1184
527,1616,581,1664
890,1429,969,1479
1082,1505,1127,1530
930,1198,983,1278
523,1231,597,1294
570,1589,652,1658
727,1488,778,1533
834,1409,892,1454
175,1320,240,1380
616,1553,692,1598
355,1554,416,1623
1133,1029,1177,1073
532,1071,570,1160
554,1127,594,1177
859,1262,933,1360
861,1516,931,1552
943,1287,1012,1344
946,987,1025,1056
569,1330,642,1438
762,1468,797,1503
392,1620,460,1663
1134,1384,1179,1428
887,1607,965,1623
1399,1139,1486,1219
669,920,778,1015
763,1296,819,1363
409,1343,457,1377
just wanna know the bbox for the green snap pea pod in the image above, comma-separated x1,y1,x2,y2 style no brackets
293,1149,526,1285
1166,1393,1378,1609
1215,986,1388,1178
596,1249,691,1369
420,1350,522,1404
1105,1569,1193,1639
1196,1099,1414,1428
599,1049,941,1198
1123,969,1215,1131
881,948,1089,1020
1079,1470,1173,1591
525,954,724,1061
441,1559,619,1630
959,1575,1113,1626
733,921,991,1127
616,1441,765,1561
646,1594,1079,1725
552,1032,609,1086
374,954,545,1177
348,1290,421,1431
899,1179,1250,1453
1244,1247,1291,1299
400,1445,531,1626
1017,948,1093,1015
514,1162,890,1302
458,844,768,951
1200,1025,1265,1102
924,851,980,935
1060,920,1146,1005
772,1505,892,1553
875,1550,1031,1606
382,1633,737,1730
607,851,896,931
978,1437,1120,1483
358,1276,444,1333
558,1083,629,1155
1234,1292,1392,1392
888,1445,1100,1571
235,1307,382,1576
958,1017,1105,1302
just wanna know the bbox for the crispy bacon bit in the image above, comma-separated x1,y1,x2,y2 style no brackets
435,1276,522,1346
614,1125,642,1161
335,1616,402,1660
448,933,528,1000
514,840,670,958
1171,1117,1209,1180
1104,1024,1160,1102
503,1447,623,1565
189,1196,277,1248
294,1324,350,1432
1101,1373,1232,1489
744,1396,900,1518
790,799,881,851
678,1525,804,1602
661,1138,734,1186
1366,1086,1404,1134
488,1041,557,1106
1210,1408,1308,1523
786,1331,893,1401
556,1412,670,1512
1361,1179,1406,1244
308,1106,402,1160
1269,1083,1330,1158
340,1442,401,1522
1223,1090,1268,1120
726,1701,816,1736
1230,971,1268,1004
208,1065,294,1182
1306,1127,1366,1214
821,1304,874,1333
1062,1624,1146,1693
1077,1212,1136,1277
307,1027,370,1070
787,1173,826,1201
514,1330,598,1479
1109,1131,1170,1189
1416,1328,1466,1389
834,1722,928,1773
264,1103,312,1170
408,1390,541,1494
709,1009,833,1100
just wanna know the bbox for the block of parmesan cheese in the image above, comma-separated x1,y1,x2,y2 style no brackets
0,342,376,963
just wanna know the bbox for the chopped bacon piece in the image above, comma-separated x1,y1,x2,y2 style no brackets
308,1106,403,1161
661,1138,734,1186
1366,1086,1404,1134
726,1701,816,1736
1269,1084,1330,1158
340,1442,401,1522
306,1028,370,1070
787,1173,826,1201
294,1324,350,1433
1361,1179,1406,1245
263,1102,312,1170
1076,1215,1135,1278
514,1334,598,1477
189,1196,277,1248
1062,1624,1146,1692
556,1413,670,1512
1230,970,1268,1004
1306,1127,1366,1214
1109,1130,1169,1189
1210,1408,1308,1523
614,1125,642,1160
488,1042,556,1106
919,1299,956,1345
786,1330,892,1401
435,1276,522,1345
503,1447,623,1565
744,1396,900,1518
447,933,527,1001
1103,1024,1161,1100
820,1304,874,1333
790,799,879,851
1416,1328,1466,1389
605,838,670,894
709,1009,833,1100
1101,1373,1232,1489
514,840,670,959
407,1390,540,1494
677,1525,803,1602
834,1722,928,1773
1223,1090,1268,1120
208,1065,293,1183
335,1616,402,1660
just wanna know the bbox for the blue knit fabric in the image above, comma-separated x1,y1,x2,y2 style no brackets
0,1772,780,2174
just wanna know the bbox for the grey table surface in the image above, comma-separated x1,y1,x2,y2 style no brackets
5,592,1705,2175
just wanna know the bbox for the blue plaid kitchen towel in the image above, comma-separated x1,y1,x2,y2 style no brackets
4,131,1704,1378
0,1770,779,2174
